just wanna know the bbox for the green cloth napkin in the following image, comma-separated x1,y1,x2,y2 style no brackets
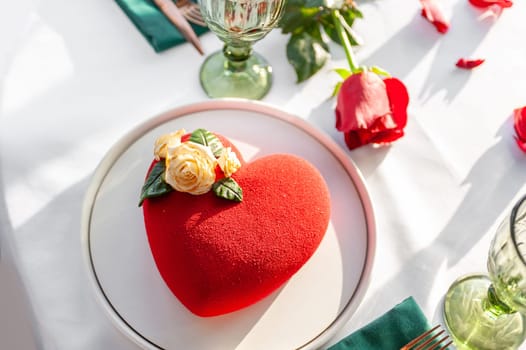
328,297,430,350
115,0,208,52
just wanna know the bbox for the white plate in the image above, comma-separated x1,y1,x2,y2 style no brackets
81,99,376,350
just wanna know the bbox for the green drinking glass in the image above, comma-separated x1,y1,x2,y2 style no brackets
443,194,526,349
197,0,285,100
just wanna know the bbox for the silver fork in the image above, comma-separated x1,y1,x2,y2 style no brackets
175,0,206,27
400,325,454,350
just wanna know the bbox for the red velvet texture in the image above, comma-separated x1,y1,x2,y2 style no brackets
142,137,331,317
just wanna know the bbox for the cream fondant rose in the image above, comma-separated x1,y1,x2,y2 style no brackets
154,129,186,160
164,141,217,195
217,147,241,178
140,128,244,204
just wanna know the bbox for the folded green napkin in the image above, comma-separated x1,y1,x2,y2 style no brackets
328,297,430,350
115,0,208,52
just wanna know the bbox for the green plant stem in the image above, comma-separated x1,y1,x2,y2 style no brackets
331,9,358,73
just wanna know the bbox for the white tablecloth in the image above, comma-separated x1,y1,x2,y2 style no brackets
1,0,526,348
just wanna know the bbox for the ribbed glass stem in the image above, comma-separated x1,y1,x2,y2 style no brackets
223,44,252,72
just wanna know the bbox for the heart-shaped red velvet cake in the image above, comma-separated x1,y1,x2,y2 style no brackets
141,130,331,317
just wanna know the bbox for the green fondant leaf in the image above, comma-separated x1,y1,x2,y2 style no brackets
213,178,243,202
189,128,224,157
139,161,173,206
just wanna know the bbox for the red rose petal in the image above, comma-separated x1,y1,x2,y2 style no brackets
468,0,513,8
371,129,405,145
384,77,410,130
344,126,406,150
342,103,406,149
335,72,391,132
514,106,526,141
420,0,450,34
368,116,406,144
456,58,485,69
515,137,526,153
514,106,526,153
344,130,368,150
344,128,383,150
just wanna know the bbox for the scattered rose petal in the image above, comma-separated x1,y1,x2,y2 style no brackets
468,0,513,9
514,106,526,153
456,58,485,69
335,71,409,150
420,0,450,34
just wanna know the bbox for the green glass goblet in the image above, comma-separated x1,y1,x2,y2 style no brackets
198,0,285,100
443,194,526,350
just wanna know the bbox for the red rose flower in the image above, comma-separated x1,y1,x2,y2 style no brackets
456,58,485,69
514,106,526,153
420,0,450,34
335,71,410,150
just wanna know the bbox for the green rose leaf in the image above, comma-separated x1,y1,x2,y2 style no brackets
139,161,173,206
286,28,330,83
279,1,363,83
342,5,363,22
213,178,243,202
279,0,320,34
189,128,224,157
305,0,324,7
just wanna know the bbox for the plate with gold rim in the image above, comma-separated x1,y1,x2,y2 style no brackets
81,99,376,350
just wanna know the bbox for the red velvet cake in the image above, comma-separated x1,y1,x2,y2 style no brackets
140,128,331,317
